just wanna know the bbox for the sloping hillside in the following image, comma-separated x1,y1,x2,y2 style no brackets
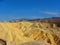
0,17,60,45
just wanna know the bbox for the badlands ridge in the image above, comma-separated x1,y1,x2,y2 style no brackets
0,17,60,45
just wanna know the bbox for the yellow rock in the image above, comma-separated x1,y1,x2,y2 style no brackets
0,20,60,45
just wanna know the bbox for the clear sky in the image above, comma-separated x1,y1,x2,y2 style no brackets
0,0,60,21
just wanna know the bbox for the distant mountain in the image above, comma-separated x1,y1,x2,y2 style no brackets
40,17,60,23
8,17,60,27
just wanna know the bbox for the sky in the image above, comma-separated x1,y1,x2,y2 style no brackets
0,0,60,21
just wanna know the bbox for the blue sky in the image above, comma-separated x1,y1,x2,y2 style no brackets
0,0,60,21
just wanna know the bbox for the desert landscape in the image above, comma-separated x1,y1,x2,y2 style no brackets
0,0,60,45
0,17,60,45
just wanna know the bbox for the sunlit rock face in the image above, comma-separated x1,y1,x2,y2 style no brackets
0,17,60,45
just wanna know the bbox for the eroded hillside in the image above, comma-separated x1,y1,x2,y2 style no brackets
0,18,60,45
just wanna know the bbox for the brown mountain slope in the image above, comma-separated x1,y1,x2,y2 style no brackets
0,17,60,45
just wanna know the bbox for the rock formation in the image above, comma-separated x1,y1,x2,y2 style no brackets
0,17,60,45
